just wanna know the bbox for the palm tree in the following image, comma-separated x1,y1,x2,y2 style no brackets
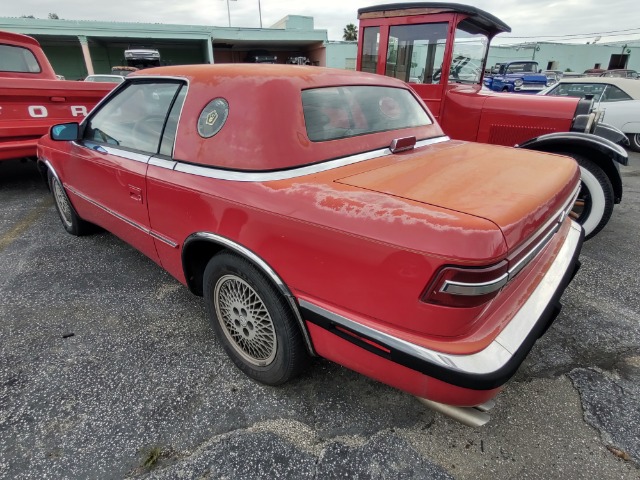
343,23,357,41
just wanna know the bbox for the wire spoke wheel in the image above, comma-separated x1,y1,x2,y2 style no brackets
52,178,73,228
204,252,309,385
214,274,277,367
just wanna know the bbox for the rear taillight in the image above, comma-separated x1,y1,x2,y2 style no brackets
422,261,509,308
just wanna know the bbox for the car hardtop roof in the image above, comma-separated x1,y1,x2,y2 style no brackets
357,2,511,36
0,30,41,48
555,76,640,99
130,64,411,88
127,64,439,172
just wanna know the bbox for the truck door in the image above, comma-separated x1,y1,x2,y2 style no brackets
360,20,451,119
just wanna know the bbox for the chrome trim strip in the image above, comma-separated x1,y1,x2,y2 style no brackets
41,158,80,216
65,185,178,248
170,84,188,159
441,273,509,296
85,75,190,119
508,222,559,280
149,231,179,248
149,157,177,170
507,183,580,280
98,146,150,163
186,232,315,355
172,136,450,182
41,158,61,184
441,183,580,297
299,221,582,376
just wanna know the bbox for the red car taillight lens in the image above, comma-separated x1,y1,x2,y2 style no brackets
422,261,509,308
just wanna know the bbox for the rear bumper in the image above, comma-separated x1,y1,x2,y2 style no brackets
301,221,584,392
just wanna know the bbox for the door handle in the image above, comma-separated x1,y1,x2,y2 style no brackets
128,185,143,203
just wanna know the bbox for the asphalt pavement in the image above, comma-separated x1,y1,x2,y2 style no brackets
1,152,639,479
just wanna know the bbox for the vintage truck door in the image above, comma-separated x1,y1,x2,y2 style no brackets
358,13,454,119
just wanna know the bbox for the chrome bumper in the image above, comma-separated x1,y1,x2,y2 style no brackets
300,221,584,390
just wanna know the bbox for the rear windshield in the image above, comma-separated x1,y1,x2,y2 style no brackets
302,86,431,142
0,44,41,73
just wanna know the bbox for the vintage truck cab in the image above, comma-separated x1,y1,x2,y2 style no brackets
356,2,629,239
0,30,112,162
485,60,549,93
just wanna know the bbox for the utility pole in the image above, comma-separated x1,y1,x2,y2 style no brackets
222,0,237,27
258,0,263,28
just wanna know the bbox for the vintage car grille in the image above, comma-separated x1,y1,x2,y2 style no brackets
488,124,557,145
522,82,544,89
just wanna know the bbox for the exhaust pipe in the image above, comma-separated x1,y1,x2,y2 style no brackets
417,397,494,427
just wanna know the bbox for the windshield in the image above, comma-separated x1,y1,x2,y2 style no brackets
448,20,489,84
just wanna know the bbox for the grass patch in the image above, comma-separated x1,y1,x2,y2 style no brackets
143,446,163,469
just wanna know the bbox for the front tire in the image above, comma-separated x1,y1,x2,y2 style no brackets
561,154,614,239
627,133,640,152
203,252,308,385
48,171,91,236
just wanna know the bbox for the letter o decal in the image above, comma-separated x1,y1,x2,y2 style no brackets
28,106,48,118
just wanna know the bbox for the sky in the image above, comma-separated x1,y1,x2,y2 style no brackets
3,0,640,45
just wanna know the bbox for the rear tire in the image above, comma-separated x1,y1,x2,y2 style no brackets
627,133,640,152
48,171,92,236
203,251,309,385
560,154,614,239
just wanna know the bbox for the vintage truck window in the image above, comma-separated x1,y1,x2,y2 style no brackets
385,23,448,85
361,27,380,74
448,20,489,84
302,85,431,142
0,44,41,73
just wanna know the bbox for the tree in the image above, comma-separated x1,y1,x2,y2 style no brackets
20,15,35,18
48,13,60,19
343,23,357,41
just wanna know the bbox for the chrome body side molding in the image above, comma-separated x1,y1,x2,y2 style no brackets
64,185,178,248
150,136,451,182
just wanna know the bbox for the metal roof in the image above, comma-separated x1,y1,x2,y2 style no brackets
357,2,511,36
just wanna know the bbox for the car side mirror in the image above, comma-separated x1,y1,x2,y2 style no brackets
51,122,80,141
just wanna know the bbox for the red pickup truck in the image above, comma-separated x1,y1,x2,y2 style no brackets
0,31,112,161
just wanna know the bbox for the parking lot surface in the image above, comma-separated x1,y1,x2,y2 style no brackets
1,152,639,479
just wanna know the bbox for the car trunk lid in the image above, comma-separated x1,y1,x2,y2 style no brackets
335,141,580,252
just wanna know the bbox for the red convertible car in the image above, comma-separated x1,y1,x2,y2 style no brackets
37,65,583,425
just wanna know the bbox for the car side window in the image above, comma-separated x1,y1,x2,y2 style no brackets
602,85,632,102
84,82,181,154
159,87,187,157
